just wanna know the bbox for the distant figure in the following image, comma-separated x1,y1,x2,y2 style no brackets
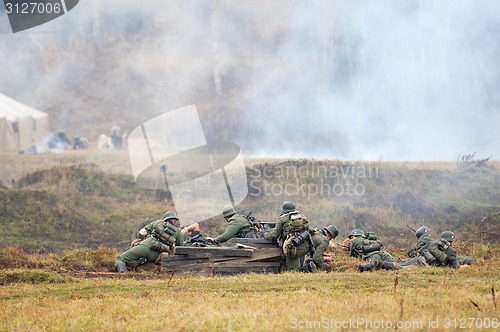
47,131,71,151
73,136,89,150
110,125,123,150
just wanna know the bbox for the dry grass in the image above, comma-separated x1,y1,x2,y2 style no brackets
0,247,499,331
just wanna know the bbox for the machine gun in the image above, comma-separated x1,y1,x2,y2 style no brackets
186,233,218,247
242,212,276,237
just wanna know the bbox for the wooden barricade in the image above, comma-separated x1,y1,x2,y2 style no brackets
160,239,284,276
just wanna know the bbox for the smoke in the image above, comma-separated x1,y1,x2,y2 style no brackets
0,0,498,160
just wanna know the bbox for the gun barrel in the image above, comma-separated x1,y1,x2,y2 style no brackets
406,224,416,233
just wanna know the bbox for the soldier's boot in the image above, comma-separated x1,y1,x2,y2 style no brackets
459,257,476,265
376,260,401,271
126,257,147,269
357,262,376,272
305,259,318,273
115,261,128,273
155,252,169,264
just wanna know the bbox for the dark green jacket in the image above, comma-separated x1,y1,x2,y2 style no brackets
349,236,394,262
426,240,459,268
310,230,329,267
416,234,433,251
215,214,253,244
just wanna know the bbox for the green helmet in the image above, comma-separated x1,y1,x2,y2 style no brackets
415,226,431,239
282,201,296,213
366,232,378,241
350,229,365,237
222,205,236,218
440,231,455,242
323,225,339,239
163,211,178,222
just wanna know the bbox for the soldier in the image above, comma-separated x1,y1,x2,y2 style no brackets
407,226,433,257
115,211,184,272
305,225,339,272
264,201,311,272
349,229,400,272
424,231,475,268
205,206,255,244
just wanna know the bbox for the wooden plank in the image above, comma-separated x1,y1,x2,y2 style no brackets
174,246,254,257
226,238,277,248
161,258,209,267
162,254,210,261
213,266,280,275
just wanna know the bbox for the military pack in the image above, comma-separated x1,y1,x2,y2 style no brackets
288,211,308,233
152,223,178,247
361,238,382,255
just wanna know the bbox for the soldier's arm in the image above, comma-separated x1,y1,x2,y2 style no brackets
214,220,241,244
264,219,283,241
175,230,185,246
446,248,460,268
312,237,329,267
143,220,160,234
349,240,361,258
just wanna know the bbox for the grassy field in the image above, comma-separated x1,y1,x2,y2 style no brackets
1,246,499,331
0,151,498,331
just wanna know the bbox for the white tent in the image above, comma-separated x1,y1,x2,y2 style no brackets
0,93,49,151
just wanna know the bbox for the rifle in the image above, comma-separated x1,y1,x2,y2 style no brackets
406,224,416,233
335,242,350,249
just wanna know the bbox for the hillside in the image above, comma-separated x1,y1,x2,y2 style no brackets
0,151,498,252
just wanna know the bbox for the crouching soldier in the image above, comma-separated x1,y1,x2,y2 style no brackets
349,229,400,272
205,205,256,245
423,231,475,268
303,225,339,272
115,211,183,272
265,201,311,272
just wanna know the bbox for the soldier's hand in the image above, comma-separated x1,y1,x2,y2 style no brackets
205,236,215,242
459,264,470,268
323,255,334,262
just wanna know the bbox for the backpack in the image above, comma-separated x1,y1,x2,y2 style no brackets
361,238,382,254
289,212,308,233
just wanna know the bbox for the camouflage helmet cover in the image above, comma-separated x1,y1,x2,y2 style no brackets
324,225,339,239
440,231,455,242
282,201,296,213
415,226,431,239
222,205,236,218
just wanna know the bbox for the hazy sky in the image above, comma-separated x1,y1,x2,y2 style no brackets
0,0,498,161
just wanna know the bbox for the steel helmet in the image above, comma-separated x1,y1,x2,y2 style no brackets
163,211,178,222
282,201,296,213
324,225,339,239
440,231,455,242
415,226,431,239
222,205,236,218
349,229,365,237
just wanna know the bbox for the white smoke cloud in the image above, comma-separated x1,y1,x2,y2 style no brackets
0,0,498,160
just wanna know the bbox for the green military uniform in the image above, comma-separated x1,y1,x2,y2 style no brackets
349,237,393,262
309,229,330,268
416,234,433,251
214,214,254,244
115,219,184,272
426,239,459,268
265,211,310,272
